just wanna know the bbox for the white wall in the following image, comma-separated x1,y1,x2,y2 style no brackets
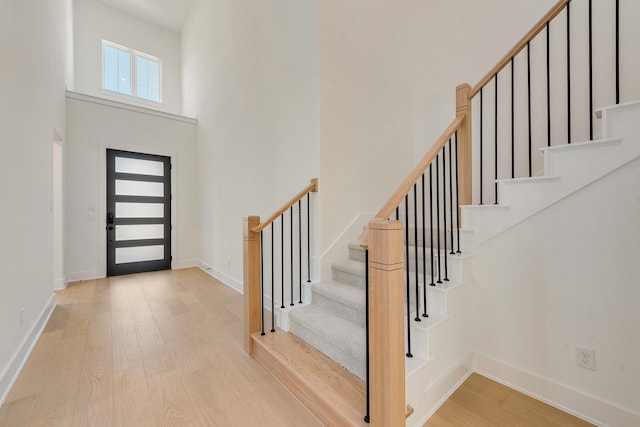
73,0,183,114
181,0,320,291
0,0,72,402
65,93,199,281
471,154,640,425
317,0,557,254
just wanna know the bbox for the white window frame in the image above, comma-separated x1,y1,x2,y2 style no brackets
102,40,163,103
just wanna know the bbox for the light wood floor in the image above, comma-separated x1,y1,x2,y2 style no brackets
0,268,321,426
0,268,595,426
424,373,594,427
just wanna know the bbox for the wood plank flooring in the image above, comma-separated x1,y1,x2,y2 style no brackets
0,268,596,426
424,373,595,427
0,268,321,426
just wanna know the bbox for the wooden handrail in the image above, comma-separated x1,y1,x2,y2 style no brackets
470,0,571,98
252,178,319,233
359,116,464,248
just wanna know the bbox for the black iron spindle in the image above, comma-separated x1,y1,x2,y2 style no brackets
511,57,515,178
271,224,275,333
435,155,442,284
429,165,435,286
588,0,593,140
413,184,420,322
454,132,461,254
307,194,311,283
395,207,399,220
449,142,455,254
442,152,449,282
281,214,285,309
260,230,265,335
290,207,294,306
616,0,620,104
363,249,370,424
567,3,572,145
494,74,499,204
479,88,484,204
298,200,302,303
547,23,551,147
421,174,428,317
527,41,532,177
404,195,413,358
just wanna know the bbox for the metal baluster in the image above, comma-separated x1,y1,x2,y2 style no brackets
260,231,265,336
290,207,294,306
429,165,435,286
436,154,442,284
567,3,572,145
547,23,551,147
494,74,499,204
449,142,455,254
298,200,302,303
511,58,515,177
454,132,461,254
404,196,413,358
527,41,532,177
442,152,449,283
363,249,370,423
281,214,285,309
413,184,420,322
588,0,593,140
480,88,484,205
271,225,275,333
616,0,620,104
421,174,428,318
307,194,311,283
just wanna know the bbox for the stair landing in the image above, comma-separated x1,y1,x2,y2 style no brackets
251,330,368,427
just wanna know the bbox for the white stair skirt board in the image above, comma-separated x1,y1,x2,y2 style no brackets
463,102,640,248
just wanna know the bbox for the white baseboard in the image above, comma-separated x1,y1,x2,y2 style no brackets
408,352,474,427
0,293,56,405
473,351,640,427
173,259,199,270
198,262,242,294
53,277,67,291
65,270,103,283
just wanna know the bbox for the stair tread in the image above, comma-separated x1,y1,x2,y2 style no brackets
289,305,366,379
252,330,367,427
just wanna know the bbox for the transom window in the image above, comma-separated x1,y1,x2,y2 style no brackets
103,41,161,103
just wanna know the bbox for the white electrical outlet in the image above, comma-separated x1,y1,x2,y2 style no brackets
576,347,596,371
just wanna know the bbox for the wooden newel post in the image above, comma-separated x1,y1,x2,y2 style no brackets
368,219,406,427
243,215,261,355
456,83,472,209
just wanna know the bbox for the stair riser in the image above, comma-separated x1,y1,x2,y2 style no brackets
332,268,365,288
313,291,365,328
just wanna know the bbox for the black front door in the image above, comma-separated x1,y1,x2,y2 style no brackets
106,149,171,276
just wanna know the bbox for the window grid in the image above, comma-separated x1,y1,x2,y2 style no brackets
102,40,162,103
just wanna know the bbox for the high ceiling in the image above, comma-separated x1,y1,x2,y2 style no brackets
95,0,195,33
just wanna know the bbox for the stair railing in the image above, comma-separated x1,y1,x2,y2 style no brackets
472,0,625,204
243,178,318,354
360,0,633,423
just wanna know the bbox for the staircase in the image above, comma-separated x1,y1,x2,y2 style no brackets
244,1,640,425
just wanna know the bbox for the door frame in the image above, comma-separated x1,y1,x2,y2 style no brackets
98,143,177,278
